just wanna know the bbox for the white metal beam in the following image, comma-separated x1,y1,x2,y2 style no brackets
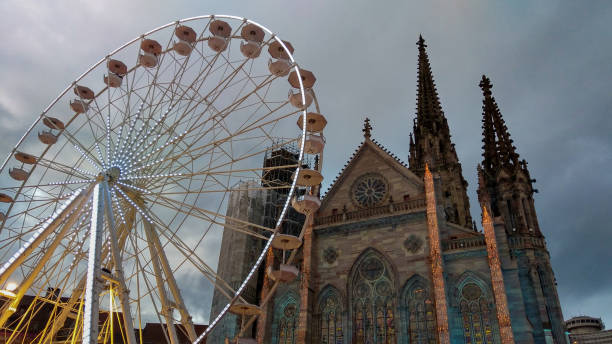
103,182,138,344
82,183,104,344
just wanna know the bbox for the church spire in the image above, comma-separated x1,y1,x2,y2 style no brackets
479,75,520,176
409,36,472,228
415,35,448,133
478,75,541,236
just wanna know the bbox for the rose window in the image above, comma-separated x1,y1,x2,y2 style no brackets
351,173,388,207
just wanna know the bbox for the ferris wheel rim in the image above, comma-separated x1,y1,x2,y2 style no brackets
0,14,305,173
0,14,315,344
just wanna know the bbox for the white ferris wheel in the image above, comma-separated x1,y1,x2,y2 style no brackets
0,15,326,344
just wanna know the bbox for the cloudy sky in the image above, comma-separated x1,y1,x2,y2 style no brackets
1,0,611,327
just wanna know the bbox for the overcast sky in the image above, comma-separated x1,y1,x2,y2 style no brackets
1,0,611,327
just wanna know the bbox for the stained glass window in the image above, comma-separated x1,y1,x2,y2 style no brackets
459,283,494,344
272,294,299,344
351,173,388,208
350,254,396,344
278,303,297,344
319,290,344,344
402,278,437,344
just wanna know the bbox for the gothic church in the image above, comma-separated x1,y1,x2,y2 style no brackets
209,36,567,344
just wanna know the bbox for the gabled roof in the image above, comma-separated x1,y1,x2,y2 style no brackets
320,136,423,209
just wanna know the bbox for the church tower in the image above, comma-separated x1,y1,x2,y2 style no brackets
409,36,473,228
477,75,567,343
477,75,540,236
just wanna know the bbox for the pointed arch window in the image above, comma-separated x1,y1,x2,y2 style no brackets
401,278,437,344
350,253,396,344
278,303,298,344
459,283,494,344
272,293,299,344
319,289,344,344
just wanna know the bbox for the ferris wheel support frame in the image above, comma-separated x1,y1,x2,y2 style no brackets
43,205,138,342
144,220,197,341
0,186,93,287
102,183,138,344
0,186,93,327
144,222,180,344
82,183,105,344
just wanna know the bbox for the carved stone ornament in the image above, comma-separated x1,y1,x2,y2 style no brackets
323,247,338,264
404,234,423,254
350,172,389,208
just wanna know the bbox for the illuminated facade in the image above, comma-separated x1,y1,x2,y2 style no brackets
209,37,567,343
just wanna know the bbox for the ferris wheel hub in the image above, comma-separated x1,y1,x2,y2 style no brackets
105,166,121,182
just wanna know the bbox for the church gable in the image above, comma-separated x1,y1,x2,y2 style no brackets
318,139,424,218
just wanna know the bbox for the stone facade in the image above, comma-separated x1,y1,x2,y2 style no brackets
209,37,567,344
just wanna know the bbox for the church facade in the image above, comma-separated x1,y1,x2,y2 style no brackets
209,37,567,344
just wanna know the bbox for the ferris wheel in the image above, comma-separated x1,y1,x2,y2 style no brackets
0,15,326,344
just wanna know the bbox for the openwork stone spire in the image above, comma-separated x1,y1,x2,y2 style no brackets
478,75,541,237
409,36,472,228
415,35,446,127
479,75,520,175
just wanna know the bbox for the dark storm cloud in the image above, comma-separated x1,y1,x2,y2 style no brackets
0,0,610,326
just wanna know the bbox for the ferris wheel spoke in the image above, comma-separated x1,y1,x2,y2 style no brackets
79,107,113,168
133,132,294,181
130,104,243,176
128,163,298,184
36,157,98,179
137,47,174,111
177,72,281,143
113,103,144,164
89,97,115,166
146,196,268,241
127,57,249,162
0,191,82,234
58,129,105,169
145,108,299,173
147,193,275,233
143,211,243,306
139,61,188,124
216,51,280,115
1,179,96,195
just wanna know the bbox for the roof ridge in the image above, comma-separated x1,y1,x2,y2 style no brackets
320,137,409,199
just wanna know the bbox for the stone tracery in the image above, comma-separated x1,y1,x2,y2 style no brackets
400,275,437,344
349,250,397,344
318,286,345,344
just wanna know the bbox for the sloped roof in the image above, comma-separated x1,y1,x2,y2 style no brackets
320,136,422,209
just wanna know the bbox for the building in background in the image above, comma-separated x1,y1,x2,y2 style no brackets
209,36,568,344
566,316,612,344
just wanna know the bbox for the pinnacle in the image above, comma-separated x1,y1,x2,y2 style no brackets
417,34,426,49
479,75,526,179
479,75,493,96
362,117,372,139
412,36,457,168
